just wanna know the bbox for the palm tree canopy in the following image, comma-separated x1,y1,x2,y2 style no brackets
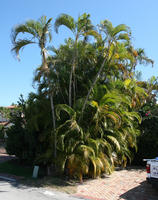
54,14,75,33
99,20,131,42
11,16,52,60
54,13,98,40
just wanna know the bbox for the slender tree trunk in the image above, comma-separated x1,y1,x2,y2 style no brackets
69,55,76,107
42,50,57,162
73,68,76,105
68,37,78,107
46,89,56,175
80,58,107,118
79,42,112,121
50,93,56,158
73,40,78,106
42,49,49,70
69,67,73,107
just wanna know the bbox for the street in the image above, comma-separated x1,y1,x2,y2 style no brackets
0,179,82,200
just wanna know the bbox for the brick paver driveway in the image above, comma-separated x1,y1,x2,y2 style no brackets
74,168,158,200
1,144,158,200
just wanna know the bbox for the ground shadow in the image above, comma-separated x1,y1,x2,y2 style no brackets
0,174,79,195
115,165,145,172
120,181,158,200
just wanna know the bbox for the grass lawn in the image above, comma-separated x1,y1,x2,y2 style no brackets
0,159,77,194
0,160,33,178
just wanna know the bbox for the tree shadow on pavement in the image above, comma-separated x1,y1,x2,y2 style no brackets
115,165,145,172
1,176,78,194
120,181,158,200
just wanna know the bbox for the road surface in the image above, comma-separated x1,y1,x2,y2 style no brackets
0,179,83,200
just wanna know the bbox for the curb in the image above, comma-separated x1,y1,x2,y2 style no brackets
0,175,16,182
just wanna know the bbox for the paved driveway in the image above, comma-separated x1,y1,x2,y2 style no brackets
74,168,158,200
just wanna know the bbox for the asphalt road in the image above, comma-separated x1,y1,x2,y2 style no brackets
0,179,83,200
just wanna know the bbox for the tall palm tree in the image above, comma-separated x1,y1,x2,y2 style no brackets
11,16,57,160
54,13,99,107
80,20,131,119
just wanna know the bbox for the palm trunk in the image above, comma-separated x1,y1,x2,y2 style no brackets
47,87,56,175
73,68,76,105
80,58,107,118
68,37,78,107
69,55,76,107
79,43,112,121
50,93,56,158
42,50,57,160
42,49,49,70
69,66,73,107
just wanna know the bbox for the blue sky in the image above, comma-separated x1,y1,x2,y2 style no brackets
1,0,158,106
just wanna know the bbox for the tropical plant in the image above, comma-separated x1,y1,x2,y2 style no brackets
9,14,154,180
55,13,99,107
11,16,57,161
80,20,132,119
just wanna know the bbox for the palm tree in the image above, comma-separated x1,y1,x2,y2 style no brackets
80,20,131,119
54,13,99,107
11,16,57,161
54,82,142,180
55,103,115,181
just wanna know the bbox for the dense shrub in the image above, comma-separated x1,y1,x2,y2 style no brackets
6,112,36,163
6,95,52,165
0,125,4,140
133,105,158,165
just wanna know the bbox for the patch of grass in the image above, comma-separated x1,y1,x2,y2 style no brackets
0,159,78,194
0,160,33,178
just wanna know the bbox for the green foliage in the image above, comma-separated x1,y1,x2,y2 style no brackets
0,160,33,178
11,15,52,63
6,94,52,164
0,125,4,140
10,13,154,181
0,107,11,119
6,107,35,163
133,103,158,165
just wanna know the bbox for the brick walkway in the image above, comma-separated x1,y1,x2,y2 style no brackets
74,168,158,200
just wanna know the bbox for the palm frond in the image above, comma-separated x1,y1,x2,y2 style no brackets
56,104,76,120
123,111,141,124
100,20,113,36
117,33,130,41
11,24,37,43
54,14,75,33
107,135,120,151
83,30,101,41
113,24,130,36
11,39,36,60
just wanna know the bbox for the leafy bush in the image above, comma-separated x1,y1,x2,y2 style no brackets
6,111,36,163
6,94,52,165
0,125,4,140
133,104,158,165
